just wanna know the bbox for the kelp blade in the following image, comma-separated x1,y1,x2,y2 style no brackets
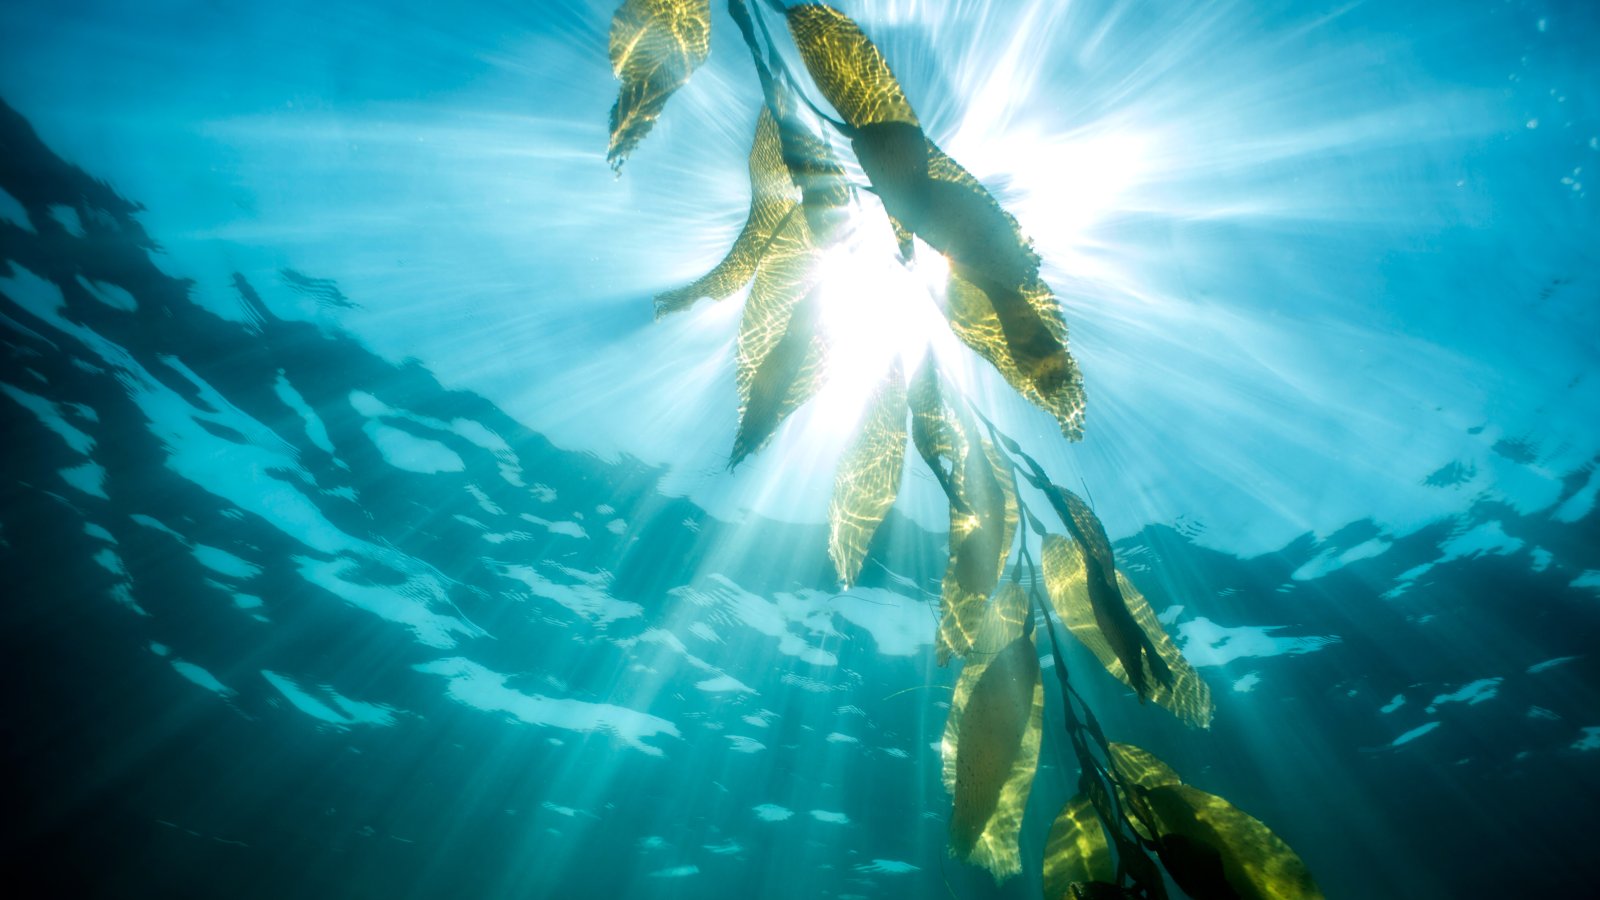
732,214,826,464
827,363,908,586
936,435,1018,664
928,134,1084,441
908,364,1018,663
1142,783,1325,900
607,0,712,171
1042,794,1116,900
785,4,919,127
656,108,798,315
1041,535,1213,727
785,2,1086,439
941,608,1044,881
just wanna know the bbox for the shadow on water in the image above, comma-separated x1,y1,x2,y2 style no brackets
2,96,1598,898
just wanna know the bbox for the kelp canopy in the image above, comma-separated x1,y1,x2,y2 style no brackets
603,1,1322,895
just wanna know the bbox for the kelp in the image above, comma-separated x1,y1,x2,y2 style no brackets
786,2,1086,440
655,109,798,316
941,589,1043,880
907,363,1019,663
1043,535,1213,728
1046,482,1171,700
1043,794,1116,900
784,4,918,127
731,215,827,464
827,363,907,586
1106,744,1324,900
605,3,1317,894
607,0,712,171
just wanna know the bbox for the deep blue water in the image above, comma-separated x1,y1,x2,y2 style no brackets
2,1,1598,898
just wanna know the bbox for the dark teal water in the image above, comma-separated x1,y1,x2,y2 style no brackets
2,1,1598,897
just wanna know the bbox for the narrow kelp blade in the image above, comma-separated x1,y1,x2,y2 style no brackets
732,214,827,465
656,108,798,316
786,3,1086,440
906,364,1019,663
1042,794,1116,900
607,0,712,172
1042,535,1213,728
1046,482,1172,700
941,587,1043,880
827,363,908,586
1105,744,1323,900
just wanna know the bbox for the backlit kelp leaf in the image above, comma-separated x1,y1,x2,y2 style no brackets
930,138,1084,440
1042,535,1213,728
732,213,826,465
1101,745,1323,900
1106,742,1183,793
655,109,799,316
908,362,963,510
827,363,908,586
941,628,1044,880
1142,784,1324,900
767,86,855,243
936,434,1018,664
1042,794,1115,900
785,4,919,127
785,4,1086,440
607,0,711,172
908,364,1019,663
1045,483,1171,701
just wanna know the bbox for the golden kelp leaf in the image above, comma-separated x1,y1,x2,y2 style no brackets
767,86,855,242
1106,742,1183,792
1041,535,1214,728
1042,794,1115,900
607,0,712,172
732,213,826,464
929,138,1084,440
936,435,1018,664
656,109,799,316
785,4,918,127
1142,783,1325,900
784,3,1085,438
908,362,962,507
1048,484,1171,701
827,363,908,586
941,632,1044,880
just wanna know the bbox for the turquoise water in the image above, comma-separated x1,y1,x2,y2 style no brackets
1,1,1596,897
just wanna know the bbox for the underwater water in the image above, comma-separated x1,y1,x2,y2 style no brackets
1,0,1597,897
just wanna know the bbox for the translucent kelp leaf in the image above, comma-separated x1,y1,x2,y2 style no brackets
785,4,919,127
1047,484,1170,701
930,137,1084,441
785,4,1085,440
827,363,908,586
656,109,799,316
1102,744,1323,900
1042,794,1115,900
936,434,1018,665
767,85,855,243
908,364,1017,663
1042,535,1213,728
1107,742,1183,792
908,362,962,508
732,213,826,465
941,626,1044,880
607,0,712,172
1142,783,1324,900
